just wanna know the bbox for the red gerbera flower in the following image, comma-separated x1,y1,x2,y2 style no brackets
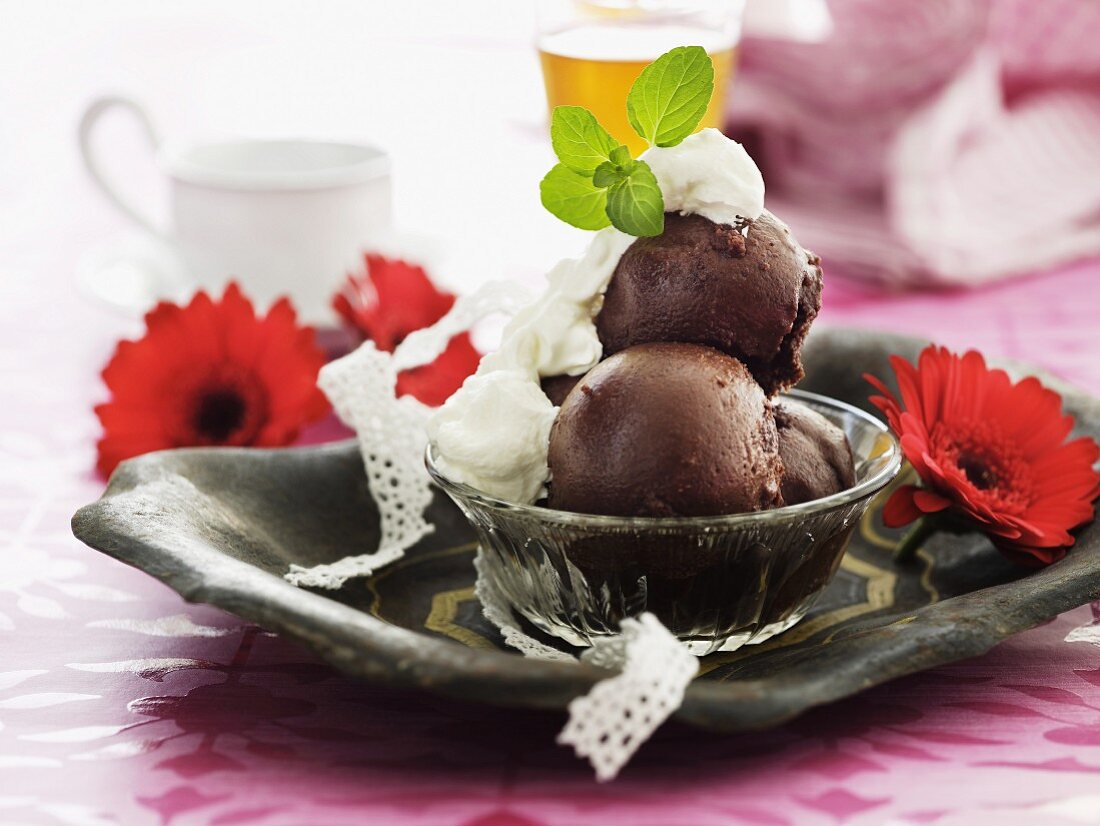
866,345,1100,567
95,284,329,477
333,253,480,407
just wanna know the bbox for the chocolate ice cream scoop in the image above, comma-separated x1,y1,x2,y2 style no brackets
774,400,855,505
596,211,822,395
547,342,783,517
540,374,581,407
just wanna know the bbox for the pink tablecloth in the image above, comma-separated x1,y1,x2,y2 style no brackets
3,3,1100,819
0,253,1098,825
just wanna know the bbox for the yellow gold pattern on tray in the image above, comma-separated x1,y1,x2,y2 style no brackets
696,546,897,677
370,489,943,672
859,468,939,602
425,586,497,649
367,541,478,620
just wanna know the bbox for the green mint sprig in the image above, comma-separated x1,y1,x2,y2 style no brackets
539,45,715,238
627,45,715,148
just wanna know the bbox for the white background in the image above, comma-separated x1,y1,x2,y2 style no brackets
1,0,585,303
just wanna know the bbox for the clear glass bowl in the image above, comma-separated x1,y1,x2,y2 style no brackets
426,390,901,655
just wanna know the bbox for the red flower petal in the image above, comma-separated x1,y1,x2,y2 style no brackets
898,433,931,474
95,283,328,477
955,350,989,421
866,344,1100,567
912,489,951,513
994,542,1067,569
332,253,481,406
396,333,480,407
882,485,923,528
891,354,928,429
333,255,456,352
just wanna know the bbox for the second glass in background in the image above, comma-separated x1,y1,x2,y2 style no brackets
537,0,744,155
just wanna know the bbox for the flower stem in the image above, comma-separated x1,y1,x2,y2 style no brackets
894,516,939,563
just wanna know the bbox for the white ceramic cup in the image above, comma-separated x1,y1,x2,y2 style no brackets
78,96,392,324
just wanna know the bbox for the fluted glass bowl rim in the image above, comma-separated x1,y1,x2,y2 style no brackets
425,388,902,529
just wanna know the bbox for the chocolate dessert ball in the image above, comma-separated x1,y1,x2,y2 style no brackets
540,374,581,407
596,211,822,395
774,400,855,505
547,342,783,517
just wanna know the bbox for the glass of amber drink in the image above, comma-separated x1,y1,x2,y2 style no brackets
537,0,744,155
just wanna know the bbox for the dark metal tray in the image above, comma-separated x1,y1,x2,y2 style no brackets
72,329,1100,731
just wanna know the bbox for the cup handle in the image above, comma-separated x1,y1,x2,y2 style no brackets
78,96,165,237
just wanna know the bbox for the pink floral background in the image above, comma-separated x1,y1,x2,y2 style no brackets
3,2,1100,823
1,251,1098,826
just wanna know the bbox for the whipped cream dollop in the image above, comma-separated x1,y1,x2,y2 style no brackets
480,228,636,379
428,129,764,503
427,229,635,502
428,370,559,504
643,128,764,225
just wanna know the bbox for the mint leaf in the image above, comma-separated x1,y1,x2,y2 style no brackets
550,106,619,175
606,160,664,236
609,144,632,166
593,146,636,187
591,161,623,189
540,163,612,230
626,45,714,147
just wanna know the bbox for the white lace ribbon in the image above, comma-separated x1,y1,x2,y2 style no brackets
284,278,699,781
474,548,699,780
563,614,699,781
392,281,532,373
473,549,576,662
285,281,530,589
285,341,430,588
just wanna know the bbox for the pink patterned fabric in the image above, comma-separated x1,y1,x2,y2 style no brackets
729,0,1100,286
3,4,1100,819
0,254,1098,822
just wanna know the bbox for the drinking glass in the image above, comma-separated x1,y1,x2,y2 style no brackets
429,390,902,655
537,0,745,155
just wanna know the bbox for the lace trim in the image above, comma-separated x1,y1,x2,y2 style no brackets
474,548,698,781
561,614,698,781
285,281,530,589
284,279,698,782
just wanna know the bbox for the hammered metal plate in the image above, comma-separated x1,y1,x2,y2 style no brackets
72,329,1100,731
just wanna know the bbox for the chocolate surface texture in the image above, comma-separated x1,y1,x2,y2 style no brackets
547,342,783,517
